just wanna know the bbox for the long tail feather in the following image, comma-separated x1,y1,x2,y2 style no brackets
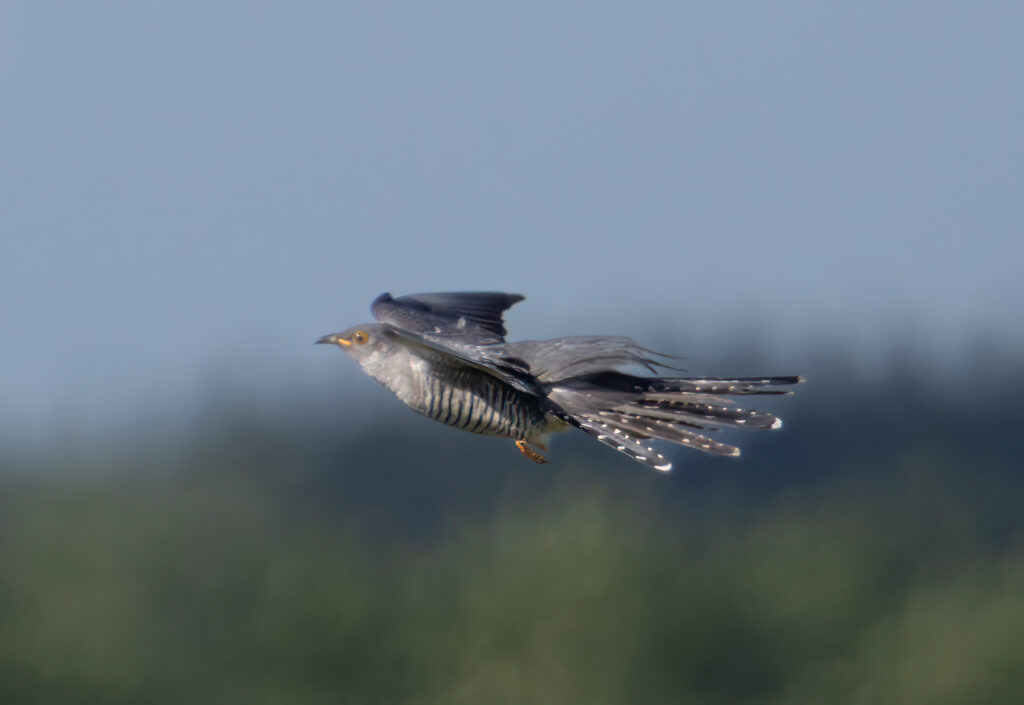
571,414,675,472
644,375,803,396
626,399,781,430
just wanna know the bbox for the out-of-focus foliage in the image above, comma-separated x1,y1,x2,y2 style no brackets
1,354,1022,704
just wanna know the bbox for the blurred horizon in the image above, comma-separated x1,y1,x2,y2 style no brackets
4,325,1021,456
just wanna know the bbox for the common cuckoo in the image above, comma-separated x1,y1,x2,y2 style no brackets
317,292,801,471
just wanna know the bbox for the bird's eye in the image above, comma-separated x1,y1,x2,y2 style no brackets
352,330,369,345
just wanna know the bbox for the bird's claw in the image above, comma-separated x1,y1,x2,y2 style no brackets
515,440,550,464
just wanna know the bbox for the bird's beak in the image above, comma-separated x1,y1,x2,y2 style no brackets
315,334,351,347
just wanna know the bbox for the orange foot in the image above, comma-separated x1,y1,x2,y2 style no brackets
515,439,550,464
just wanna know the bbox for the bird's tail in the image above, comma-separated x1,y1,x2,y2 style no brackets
546,372,802,471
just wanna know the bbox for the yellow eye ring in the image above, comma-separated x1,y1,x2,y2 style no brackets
352,330,369,345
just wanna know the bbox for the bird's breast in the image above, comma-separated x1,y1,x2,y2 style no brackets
405,359,546,440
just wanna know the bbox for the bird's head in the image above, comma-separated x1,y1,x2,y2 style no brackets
315,323,392,363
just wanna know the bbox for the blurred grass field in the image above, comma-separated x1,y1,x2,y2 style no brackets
1,356,1022,704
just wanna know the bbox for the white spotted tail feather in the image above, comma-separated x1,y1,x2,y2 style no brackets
573,415,675,472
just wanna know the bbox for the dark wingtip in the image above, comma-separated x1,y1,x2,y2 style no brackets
370,292,394,310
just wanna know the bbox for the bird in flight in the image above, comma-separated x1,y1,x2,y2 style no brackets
317,292,800,471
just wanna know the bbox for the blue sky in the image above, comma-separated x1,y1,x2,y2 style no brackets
2,2,1021,437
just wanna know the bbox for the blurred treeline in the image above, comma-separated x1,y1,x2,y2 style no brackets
1,346,1022,704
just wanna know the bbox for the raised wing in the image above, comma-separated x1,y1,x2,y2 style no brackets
371,291,524,344
379,323,544,397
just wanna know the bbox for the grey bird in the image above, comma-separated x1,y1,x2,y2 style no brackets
317,292,801,471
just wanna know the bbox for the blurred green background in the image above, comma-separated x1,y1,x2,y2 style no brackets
3,350,1022,704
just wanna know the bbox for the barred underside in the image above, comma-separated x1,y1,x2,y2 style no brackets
416,364,547,441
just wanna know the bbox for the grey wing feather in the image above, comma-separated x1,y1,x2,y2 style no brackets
504,337,684,382
372,291,524,344
379,323,544,397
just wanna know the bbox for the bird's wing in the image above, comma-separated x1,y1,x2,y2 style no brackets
371,291,524,344
379,323,544,397
503,336,686,382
